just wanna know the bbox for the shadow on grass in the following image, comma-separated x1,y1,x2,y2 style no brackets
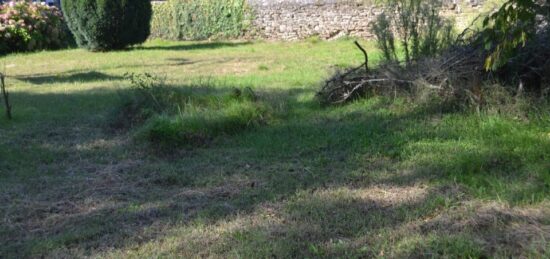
188,186,483,258
165,58,200,66
163,56,260,67
137,42,252,51
1,87,549,257
15,71,124,85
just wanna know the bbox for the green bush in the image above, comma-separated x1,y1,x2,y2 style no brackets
150,0,251,40
62,0,152,51
371,0,454,64
481,0,549,70
0,1,70,55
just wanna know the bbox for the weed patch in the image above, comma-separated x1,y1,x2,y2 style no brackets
112,74,271,148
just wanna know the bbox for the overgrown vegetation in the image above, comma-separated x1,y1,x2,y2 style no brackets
481,0,550,96
0,1,70,55
62,0,152,51
150,0,251,40
112,73,269,148
371,0,454,63
319,0,549,107
482,0,550,70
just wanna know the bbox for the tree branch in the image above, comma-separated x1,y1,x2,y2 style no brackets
354,41,369,74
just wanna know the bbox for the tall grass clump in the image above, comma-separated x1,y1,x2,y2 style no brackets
150,0,251,40
140,99,266,147
112,73,269,148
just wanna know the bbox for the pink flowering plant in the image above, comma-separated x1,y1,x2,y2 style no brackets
0,1,70,55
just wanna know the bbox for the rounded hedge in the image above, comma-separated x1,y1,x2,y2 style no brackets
62,0,152,51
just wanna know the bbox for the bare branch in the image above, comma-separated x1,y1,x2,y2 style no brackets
354,41,369,74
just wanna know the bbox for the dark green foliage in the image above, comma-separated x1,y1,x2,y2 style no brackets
150,0,251,40
62,0,152,51
482,0,550,70
478,0,550,95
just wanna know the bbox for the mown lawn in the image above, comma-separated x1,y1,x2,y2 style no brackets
0,39,549,258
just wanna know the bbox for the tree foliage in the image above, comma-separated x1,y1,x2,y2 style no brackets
482,0,550,70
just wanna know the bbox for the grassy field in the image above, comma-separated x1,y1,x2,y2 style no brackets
0,39,549,258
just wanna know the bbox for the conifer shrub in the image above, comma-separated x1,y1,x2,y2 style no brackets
62,0,152,51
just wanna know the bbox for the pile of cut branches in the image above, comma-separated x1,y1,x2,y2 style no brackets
317,40,488,106
318,0,550,107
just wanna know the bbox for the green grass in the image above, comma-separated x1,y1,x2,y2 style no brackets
0,39,549,258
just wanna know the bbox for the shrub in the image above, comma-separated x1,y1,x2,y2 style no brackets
150,0,251,40
371,0,455,64
481,0,550,70
62,0,152,51
0,1,70,55
480,0,550,96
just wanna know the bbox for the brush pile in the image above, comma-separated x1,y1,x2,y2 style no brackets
317,40,488,106
318,0,550,106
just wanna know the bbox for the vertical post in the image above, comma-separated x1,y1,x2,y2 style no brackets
0,73,12,120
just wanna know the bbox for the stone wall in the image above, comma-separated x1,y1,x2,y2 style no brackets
248,0,382,40
246,0,485,41
149,0,488,41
